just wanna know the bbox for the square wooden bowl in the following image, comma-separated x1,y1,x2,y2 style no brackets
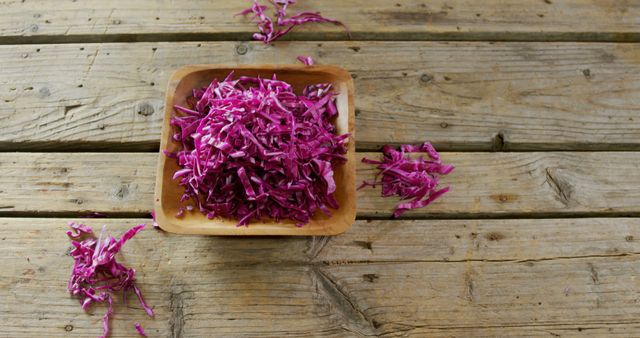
154,64,356,235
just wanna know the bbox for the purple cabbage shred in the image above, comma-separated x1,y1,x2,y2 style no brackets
238,0,349,44
149,210,159,228
296,55,314,66
67,223,153,338
359,142,454,217
168,72,349,226
135,323,147,337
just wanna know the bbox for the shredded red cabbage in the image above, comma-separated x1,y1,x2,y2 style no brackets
135,323,147,337
149,210,159,228
168,72,349,226
238,0,349,44
67,223,153,338
359,142,454,217
296,55,314,66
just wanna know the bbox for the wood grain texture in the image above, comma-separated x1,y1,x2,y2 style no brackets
316,218,640,263
0,1,639,43
1,152,639,217
1,41,640,151
0,218,638,337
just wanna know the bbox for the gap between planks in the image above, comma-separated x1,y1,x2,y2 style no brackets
2,32,640,46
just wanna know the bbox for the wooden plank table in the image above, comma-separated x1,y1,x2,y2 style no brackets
1,1,639,337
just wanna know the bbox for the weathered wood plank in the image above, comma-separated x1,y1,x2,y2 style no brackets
0,1,639,43
319,258,640,335
1,42,640,151
381,325,640,337
2,218,637,263
1,218,638,337
359,151,640,218
317,218,640,264
1,152,639,217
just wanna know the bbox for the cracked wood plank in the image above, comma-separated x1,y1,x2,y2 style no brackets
545,167,573,206
169,280,188,338
1,218,638,264
1,218,639,337
316,218,640,264
0,1,639,43
1,152,640,217
311,266,378,335
377,324,640,337
1,42,640,151
321,257,640,335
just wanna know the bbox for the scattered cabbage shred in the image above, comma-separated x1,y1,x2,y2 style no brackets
168,72,349,226
360,143,454,217
150,210,159,228
135,323,147,337
67,223,153,338
296,55,315,66
238,0,349,44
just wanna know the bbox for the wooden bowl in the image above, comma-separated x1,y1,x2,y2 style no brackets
154,65,356,235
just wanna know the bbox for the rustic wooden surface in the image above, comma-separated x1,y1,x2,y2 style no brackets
1,1,639,43
1,218,639,337
1,152,639,217
2,41,640,151
1,1,640,337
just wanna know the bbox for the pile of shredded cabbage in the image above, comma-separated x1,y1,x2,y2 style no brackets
360,143,454,217
168,72,349,226
238,0,349,44
67,223,153,338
